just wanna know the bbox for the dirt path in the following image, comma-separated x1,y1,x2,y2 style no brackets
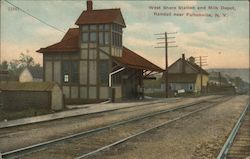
89,95,249,159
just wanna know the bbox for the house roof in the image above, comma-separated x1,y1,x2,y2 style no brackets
168,74,197,83
37,28,79,53
37,28,163,72
186,60,209,75
168,58,209,75
0,82,56,91
75,9,126,27
113,47,163,72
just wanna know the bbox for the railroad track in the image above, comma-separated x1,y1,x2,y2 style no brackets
217,101,250,159
1,96,231,159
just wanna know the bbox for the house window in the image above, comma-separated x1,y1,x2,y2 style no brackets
82,32,88,43
99,60,109,85
62,61,79,84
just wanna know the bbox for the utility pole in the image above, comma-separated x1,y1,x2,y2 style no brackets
195,56,208,94
155,32,177,98
218,72,222,86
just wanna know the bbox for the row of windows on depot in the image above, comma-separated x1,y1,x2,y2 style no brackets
81,32,122,47
62,61,109,85
81,23,122,33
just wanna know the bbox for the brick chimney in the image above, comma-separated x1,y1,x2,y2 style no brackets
87,0,93,11
182,54,185,73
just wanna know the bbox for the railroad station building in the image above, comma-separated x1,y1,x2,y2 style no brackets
37,0,163,104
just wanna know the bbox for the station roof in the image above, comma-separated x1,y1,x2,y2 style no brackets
113,47,164,72
37,28,163,72
37,28,80,53
75,8,126,27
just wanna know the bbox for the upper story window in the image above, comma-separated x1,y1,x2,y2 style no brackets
81,24,110,45
112,23,122,33
99,32,110,45
90,32,97,43
90,25,97,30
104,24,110,30
82,32,88,43
111,23,122,47
82,25,89,31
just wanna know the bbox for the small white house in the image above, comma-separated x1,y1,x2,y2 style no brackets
19,67,43,82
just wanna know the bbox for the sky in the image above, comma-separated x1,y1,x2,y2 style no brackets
0,0,249,69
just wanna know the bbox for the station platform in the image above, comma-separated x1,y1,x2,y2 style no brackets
0,98,180,129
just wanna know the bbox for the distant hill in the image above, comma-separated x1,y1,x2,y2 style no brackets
207,68,249,83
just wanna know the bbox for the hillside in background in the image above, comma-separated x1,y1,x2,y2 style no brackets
207,68,249,83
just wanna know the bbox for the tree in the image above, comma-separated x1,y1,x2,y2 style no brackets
18,53,35,68
0,60,9,70
2,53,39,81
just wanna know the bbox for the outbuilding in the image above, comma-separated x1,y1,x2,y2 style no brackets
0,82,63,110
165,54,209,94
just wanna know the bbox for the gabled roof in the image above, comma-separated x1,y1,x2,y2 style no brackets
113,47,163,72
37,28,79,53
75,9,126,27
186,60,209,75
37,28,162,72
168,58,209,75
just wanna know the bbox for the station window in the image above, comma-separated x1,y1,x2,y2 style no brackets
104,24,110,30
90,25,97,30
81,25,88,31
62,61,79,84
90,32,97,43
82,32,88,43
99,24,104,30
99,60,109,85
112,32,122,47
104,32,110,45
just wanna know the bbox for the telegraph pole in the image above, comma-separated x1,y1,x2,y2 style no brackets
155,32,177,98
195,56,208,94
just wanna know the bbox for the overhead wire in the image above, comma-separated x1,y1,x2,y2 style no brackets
4,0,66,33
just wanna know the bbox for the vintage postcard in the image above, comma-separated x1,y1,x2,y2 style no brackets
0,0,249,159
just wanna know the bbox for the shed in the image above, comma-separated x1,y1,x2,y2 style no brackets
0,82,63,110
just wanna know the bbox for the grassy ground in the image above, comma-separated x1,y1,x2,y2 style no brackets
0,107,55,121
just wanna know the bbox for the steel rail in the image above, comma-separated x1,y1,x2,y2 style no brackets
216,101,250,159
75,97,232,159
2,96,229,159
0,97,180,130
